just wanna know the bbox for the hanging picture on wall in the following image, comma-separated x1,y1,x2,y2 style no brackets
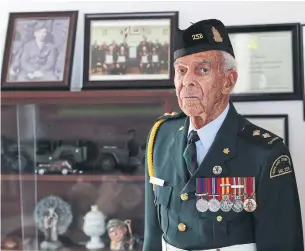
243,114,289,147
1,11,78,90
82,11,178,89
227,23,302,101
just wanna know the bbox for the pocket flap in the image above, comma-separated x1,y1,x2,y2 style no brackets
155,185,172,208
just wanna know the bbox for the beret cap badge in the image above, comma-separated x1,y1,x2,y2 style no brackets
212,26,223,43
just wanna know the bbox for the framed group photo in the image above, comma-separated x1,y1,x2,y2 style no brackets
1,11,78,90
227,23,302,102
82,11,178,89
243,114,289,147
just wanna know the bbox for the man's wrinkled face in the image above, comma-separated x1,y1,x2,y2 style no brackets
174,50,231,118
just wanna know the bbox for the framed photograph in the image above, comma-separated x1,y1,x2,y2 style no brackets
227,23,302,101
83,11,178,89
1,11,78,90
243,114,289,147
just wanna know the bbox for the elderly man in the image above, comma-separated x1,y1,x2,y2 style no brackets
143,19,303,251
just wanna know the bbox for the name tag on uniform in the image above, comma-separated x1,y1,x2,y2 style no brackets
149,176,165,186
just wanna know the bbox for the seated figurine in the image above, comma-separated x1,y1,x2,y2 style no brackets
106,219,135,250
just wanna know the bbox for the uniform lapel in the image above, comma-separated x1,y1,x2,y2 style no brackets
181,103,242,194
167,117,190,185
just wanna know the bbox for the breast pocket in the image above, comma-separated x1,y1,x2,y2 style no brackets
197,200,252,245
155,185,172,235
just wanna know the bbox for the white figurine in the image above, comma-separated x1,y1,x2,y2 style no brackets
83,205,106,249
34,195,73,250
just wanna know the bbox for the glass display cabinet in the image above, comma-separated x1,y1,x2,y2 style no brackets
1,89,177,251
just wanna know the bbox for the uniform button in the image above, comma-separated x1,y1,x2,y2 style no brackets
216,216,223,222
180,193,188,201
178,223,186,232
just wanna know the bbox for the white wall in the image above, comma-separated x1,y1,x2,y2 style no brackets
1,0,305,238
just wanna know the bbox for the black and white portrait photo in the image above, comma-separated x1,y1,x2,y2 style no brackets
1,11,78,90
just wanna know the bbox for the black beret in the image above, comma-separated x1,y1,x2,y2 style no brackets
173,19,235,60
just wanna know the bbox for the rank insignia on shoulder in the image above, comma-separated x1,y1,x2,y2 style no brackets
239,123,283,148
156,111,186,121
270,155,292,179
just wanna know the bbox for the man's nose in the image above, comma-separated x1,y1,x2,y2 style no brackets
182,71,196,87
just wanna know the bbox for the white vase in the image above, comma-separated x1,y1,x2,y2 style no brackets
83,205,106,249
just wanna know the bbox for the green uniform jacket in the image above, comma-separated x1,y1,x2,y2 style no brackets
143,102,303,251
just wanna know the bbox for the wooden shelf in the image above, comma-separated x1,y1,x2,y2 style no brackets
1,89,176,105
0,174,144,182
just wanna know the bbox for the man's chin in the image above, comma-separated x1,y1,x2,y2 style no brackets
182,107,204,117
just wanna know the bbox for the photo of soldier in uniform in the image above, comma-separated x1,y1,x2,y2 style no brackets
88,19,170,81
6,18,69,82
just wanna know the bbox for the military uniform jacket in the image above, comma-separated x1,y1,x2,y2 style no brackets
143,103,304,251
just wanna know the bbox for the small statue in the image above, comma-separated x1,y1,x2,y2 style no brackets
34,195,73,250
107,219,135,250
43,207,59,243
83,205,106,249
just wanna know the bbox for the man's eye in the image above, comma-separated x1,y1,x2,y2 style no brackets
199,68,208,73
178,68,186,74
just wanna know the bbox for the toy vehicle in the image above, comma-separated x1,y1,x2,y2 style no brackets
36,160,83,175
2,137,87,173
98,144,144,173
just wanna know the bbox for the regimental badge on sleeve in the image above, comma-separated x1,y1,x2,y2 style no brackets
270,155,292,179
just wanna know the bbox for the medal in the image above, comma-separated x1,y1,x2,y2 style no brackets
195,178,209,212
220,177,233,212
232,177,244,213
196,198,209,212
244,198,257,212
243,177,257,212
208,177,220,212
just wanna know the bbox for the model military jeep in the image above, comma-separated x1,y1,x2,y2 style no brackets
2,137,87,174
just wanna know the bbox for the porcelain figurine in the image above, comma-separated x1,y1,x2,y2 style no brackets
107,219,135,250
83,205,106,249
34,195,73,250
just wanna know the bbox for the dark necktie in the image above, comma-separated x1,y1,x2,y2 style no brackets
183,130,200,176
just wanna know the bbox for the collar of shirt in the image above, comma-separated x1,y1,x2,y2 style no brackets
188,103,230,149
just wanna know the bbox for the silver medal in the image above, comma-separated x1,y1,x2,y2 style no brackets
208,197,220,212
196,198,209,212
232,196,243,212
220,196,233,212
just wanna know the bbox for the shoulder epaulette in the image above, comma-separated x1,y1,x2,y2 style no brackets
156,111,186,122
239,123,283,148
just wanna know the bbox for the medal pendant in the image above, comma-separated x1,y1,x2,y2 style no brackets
220,196,233,212
232,196,243,213
243,198,257,212
208,197,220,212
196,198,209,212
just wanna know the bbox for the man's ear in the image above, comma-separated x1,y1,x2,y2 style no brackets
222,69,238,94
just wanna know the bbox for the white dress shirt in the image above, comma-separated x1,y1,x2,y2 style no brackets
188,103,230,166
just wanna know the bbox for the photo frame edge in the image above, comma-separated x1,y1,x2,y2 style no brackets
81,11,179,90
1,10,79,91
227,22,302,102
